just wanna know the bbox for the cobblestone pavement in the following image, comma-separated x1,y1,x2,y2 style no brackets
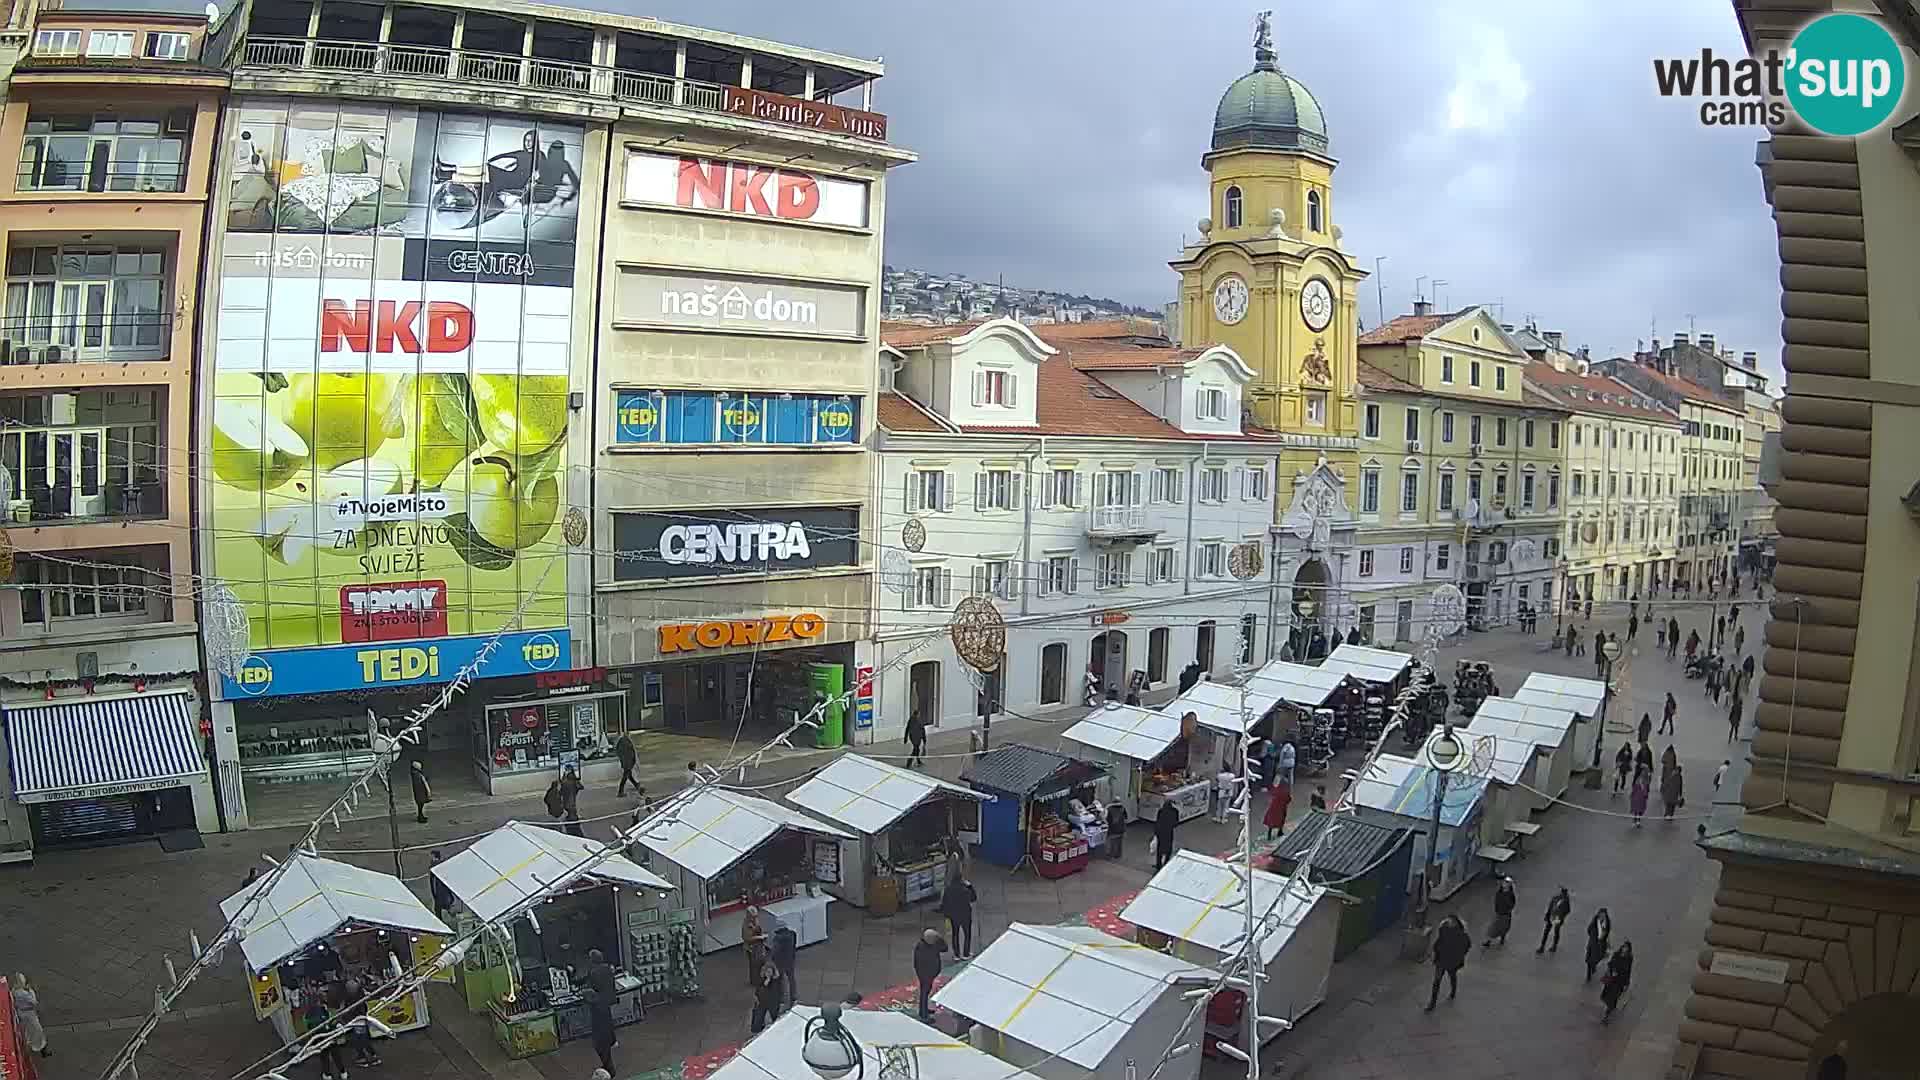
0,591,1760,1080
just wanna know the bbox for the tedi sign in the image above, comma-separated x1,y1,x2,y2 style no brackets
1654,13,1906,134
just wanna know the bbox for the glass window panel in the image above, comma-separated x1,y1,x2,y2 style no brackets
84,249,111,276
113,248,142,276
30,247,54,276
140,249,162,275
79,431,100,496
814,398,858,444
7,248,30,276
763,395,809,445
71,579,94,616
82,284,106,348
665,391,716,443
718,394,762,444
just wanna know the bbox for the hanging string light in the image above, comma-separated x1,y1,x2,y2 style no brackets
204,580,254,678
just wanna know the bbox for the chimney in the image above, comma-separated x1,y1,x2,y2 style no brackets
1501,323,1515,332
1699,332,1716,352
1742,350,1757,368
1544,330,1563,350
1413,299,1433,317
1674,332,1689,346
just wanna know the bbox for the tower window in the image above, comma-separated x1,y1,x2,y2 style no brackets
1307,190,1323,233
1224,186,1243,229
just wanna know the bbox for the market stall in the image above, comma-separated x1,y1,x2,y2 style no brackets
1264,811,1412,959
1449,726,1542,849
710,1004,1047,1080
220,853,451,1047
1469,696,1580,807
1513,674,1607,772
934,922,1212,1080
634,787,851,955
961,744,1110,877
1346,754,1490,901
1317,644,1414,687
430,821,678,1057
1061,703,1207,823
1120,851,1339,1056
1164,680,1285,780
783,754,987,910
1246,660,1349,774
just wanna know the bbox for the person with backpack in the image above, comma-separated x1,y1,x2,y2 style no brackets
544,778,567,820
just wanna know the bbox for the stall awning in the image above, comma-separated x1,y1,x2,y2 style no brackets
932,923,1210,1071
432,822,674,923
710,1005,1047,1080
785,754,985,836
1318,644,1414,685
1120,851,1329,967
1060,703,1184,762
1349,754,1488,827
220,853,451,973
1166,681,1284,735
638,788,851,882
1454,730,1538,787
1246,660,1346,708
1471,697,1578,744
4,691,200,804
962,744,1108,801
1516,673,1607,717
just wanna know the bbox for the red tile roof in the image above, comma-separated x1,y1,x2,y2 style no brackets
875,391,953,433
1053,340,1204,371
1357,362,1570,415
880,320,984,347
1029,317,1166,344
1620,361,1742,411
1523,363,1677,424
1357,310,1468,346
1356,362,1420,394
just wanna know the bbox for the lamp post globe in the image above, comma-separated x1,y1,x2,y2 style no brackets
801,1004,863,1080
1425,727,1465,773
1601,639,1622,664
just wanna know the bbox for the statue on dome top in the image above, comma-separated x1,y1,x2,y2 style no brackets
1253,10,1276,68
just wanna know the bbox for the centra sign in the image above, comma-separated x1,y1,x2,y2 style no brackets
661,521,813,566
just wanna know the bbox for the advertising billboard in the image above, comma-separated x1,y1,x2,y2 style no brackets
210,101,583,698
623,150,870,228
614,269,865,338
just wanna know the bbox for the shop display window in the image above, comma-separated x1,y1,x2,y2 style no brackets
705,832,806,913
482,697,626,774
508,886,617,997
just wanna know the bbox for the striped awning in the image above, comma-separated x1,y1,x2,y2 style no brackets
5,691,201,804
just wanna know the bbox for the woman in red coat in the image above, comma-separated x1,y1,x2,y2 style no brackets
1263,781,1292,839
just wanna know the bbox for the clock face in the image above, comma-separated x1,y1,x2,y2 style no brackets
1212,274,1249,325
1300,277,1335,333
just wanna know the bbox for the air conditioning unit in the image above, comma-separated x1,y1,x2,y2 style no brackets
1469,443,1484,457
1407,439,1423,453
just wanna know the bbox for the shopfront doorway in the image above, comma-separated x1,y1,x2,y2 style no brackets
30,787,196,847
1089,631,1128,698
1196,621,1216,673
910,660,941,727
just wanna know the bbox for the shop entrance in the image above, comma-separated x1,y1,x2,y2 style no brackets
1196,621,1216,673
1089,631,1127,699
910,660,941,727
29,786,196,847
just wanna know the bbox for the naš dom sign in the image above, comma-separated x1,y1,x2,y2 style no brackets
618,269,865,338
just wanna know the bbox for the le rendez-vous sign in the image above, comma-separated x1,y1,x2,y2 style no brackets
721,86,889,142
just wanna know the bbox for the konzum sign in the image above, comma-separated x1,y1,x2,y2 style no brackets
658,612,828,654
624,150,870,229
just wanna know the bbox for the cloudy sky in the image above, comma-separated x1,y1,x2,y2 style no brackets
591,0,1781,378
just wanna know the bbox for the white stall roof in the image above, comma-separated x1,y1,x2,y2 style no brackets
1319,644,1414,685
1517,673,1607,716
710,1005,1045,1080
220,853,450,973
432,822,674,923
638,787,852,881
1473,697,1578,743
933,923,1210,1070
1348,754,1488,828
1458,731,1539,787
785,754,985,836
1061,703,1185,762
1120,850,1329,967
1247,660,1346,707
1165,680,1285,735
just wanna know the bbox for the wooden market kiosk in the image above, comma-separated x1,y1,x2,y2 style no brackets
1468,697,1580,809
709,1005,1046,1080
220,853,451,1046
635,787,851,955
430,821,678,1058
1164,680,1285,779
1512,673,1607,773
1060,703,1210,823
1346,754,1492,901
783,753,987,910
962,744,1110,878
1120,851,1341,1055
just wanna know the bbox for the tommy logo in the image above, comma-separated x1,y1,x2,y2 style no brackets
340,580,449,643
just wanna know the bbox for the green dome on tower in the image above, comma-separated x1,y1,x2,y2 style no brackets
1211,27,1328,156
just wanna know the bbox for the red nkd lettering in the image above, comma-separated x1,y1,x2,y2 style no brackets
676,158,726,211
321,300,474,353
728,164,773,216
775,172,820,220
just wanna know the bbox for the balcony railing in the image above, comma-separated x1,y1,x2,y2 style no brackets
4,482,163,525
0,314,172,365
239,36,883,142
17,159,187,195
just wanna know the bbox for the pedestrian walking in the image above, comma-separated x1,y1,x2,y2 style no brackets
1686,630,1700,661
1630,766,1651,826
1537,887,1572,954
1425,915,1471,1011
1661,763,1685,820
940,872,977,960
1263,780,1292,840
1600,942,1635,1022
559,765,583,817
1668,618,1680,659
1742,653,1756,685
741,905,768,983
1583,910,1612,982
409,758,431,824
9,973,49,1059
1565,626,1578,658
1584,599,1594,621
1105,800,1127,858
615,732,640,796
1714,760,1730,791
750,958,783,1033
1212,766,1237,824
1636,713,1652,746
905,709,928,769
429,850,456,921
1735,624,1746,657
1660,744,1679,781
1628,614,1639,642
769,923,798,1006
913,928,947,1020
1593,632,1608,677
1483,877,1516,947
1711,664,1725,704
1716,614,1727,652
1660,693,1677,736
342,978,381,1068
1656,623,1666,651
1634,741,1654,778
1728,693,1745,742
1277,738,1296,787
1154,798,1180,869
563,806,585,838
1613,743,1633,794
587,948,617,1071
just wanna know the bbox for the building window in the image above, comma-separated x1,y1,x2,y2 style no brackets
1522,472,1536,508
1436,544,1451,570
1306,190,1323,233
1549,422,1561,449
4,244,171,361
0,391,162,523
86,30,135,58
1524,419,1536,448
1401,471,1419,513
33,29,81,56
1441,412,1455,442
1242,465,1269,501
1470,360,1482,387
1571,473,1585,498
907,565,952,610
1358,605,1376,644
1494,473,1508,502
1096,469,1143,511
144,31,192,60
1548,472,1561,508
1626,475,1635,497
1608,474,1618,496
1439,471,1455,511
1363,403,1381,439
1545,537,1560,558
1198,387,1228,420
1304,391,1327,426
1145,545,1177,584
1399,547,1415,574
1240,614,1257,665
1359,549,1375,576
1496,366,1508,391
974,468,1022,512
972,558,1017,600
1042,468,1079,508
906,469,952,513
1096,550,1132,589
18,109,191,193
975,369,1015,407
1468,471,1483,502
18,554,149,625
1573,425,1583,447
613,390,860,447
1040,643,1068,705
1495,417,1508,447
1149,627,1171,684
1040,554,1077,596
1610,428,1618,449
1404,407,1420,443
1441,355,1454,383
1360,469,1380,514
1490,541,1508,563
1197,541,1226,578
1199,466,1229,503
1151,466,1183,504
1470,415,1483,446
1224,185,1243,229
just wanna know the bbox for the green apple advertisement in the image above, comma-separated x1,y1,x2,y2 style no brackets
210,101,582,698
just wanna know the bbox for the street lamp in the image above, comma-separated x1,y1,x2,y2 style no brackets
802,1004,863,1080
1554,556,1570,640
1591,638,1623,770
1411,725,1466,930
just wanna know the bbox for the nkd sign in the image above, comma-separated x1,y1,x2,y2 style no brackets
617,268,865,339
624,150,870,229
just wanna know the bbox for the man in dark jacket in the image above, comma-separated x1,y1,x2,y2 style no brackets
1426,915,1470,1011
1537,887,1572,954
428,850,456,920
586,948,616,1073
1153,800,1180,870
905,710,928,769
615,733,639,796
940,874,977,960
1668,618,1681,659
1484,877,1517,947
913,929,946,1021
409,759,432,823
768,924,798,1008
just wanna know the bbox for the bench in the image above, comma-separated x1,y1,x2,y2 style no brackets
1479,845,1517,872
1503,820,1542,856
